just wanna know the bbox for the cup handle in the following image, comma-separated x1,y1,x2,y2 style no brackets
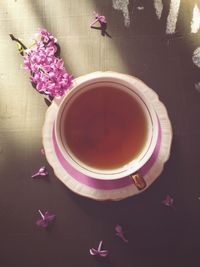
130,172,146,190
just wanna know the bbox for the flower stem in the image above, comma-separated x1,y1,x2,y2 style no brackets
9,34,27,55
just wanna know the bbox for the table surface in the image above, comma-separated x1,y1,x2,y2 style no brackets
1,1,200,267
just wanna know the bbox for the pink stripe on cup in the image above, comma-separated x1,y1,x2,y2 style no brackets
52,119,161,190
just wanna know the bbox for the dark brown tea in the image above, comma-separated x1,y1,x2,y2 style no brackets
62,85,148,170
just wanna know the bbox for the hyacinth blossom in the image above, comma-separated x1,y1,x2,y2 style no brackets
90,12,107,27
115,224,128,243
36,210,56,228
31,166,48,178
23,28,73,97
162,194,175,209
89,241,109,257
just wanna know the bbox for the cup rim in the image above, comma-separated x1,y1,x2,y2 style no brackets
55,74,159,180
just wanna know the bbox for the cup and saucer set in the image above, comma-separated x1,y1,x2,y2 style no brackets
42,72,172,201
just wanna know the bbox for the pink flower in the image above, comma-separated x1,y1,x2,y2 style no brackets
31,166,48,178
23,29,73,97
162,195,175,209
90,241,109,257
36,210,56,228
36,28,57,45
90,12,107,27
115,224,128,243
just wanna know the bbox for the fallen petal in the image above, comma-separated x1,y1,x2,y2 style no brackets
162,195,175,209
90,241,108,257
115,224,128,243
44,212,56,222
98,250,109,257
31,166,48,178
89,248,98,256
90,11,107,27
36,219,49,228
36,210,55,228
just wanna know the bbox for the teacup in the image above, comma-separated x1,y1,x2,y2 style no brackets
55,72,158,187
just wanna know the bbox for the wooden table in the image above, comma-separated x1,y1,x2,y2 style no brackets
1,1,200,266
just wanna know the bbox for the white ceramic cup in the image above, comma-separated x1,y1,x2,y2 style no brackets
55,72,159,181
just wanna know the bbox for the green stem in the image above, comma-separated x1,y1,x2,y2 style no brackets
9,34,27,55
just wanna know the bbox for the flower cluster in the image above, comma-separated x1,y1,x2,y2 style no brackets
23,29,73,97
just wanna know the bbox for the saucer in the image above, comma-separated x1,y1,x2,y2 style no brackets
42,72,172,201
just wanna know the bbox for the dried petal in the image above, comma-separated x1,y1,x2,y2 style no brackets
89,241,108,257
89,248,98,256
36,210,56,228
90,12,107,27
162,195,175,209
98,250,109,257
115,224,128,243
36,218,49,228
31,166,48,178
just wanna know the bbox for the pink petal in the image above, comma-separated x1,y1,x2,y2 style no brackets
98,250,109,257
90,12,107,26
31,166,48,178
90,18,99,27
90,241,108,257
36,210,55,228
44,212,56,222
115,224,128,243
162,195,175,209
89,248,98,256
36,219,48,228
